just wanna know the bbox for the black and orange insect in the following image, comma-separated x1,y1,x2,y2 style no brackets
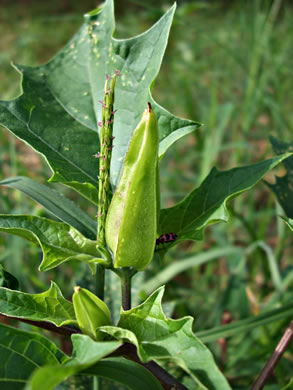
156,233,177,248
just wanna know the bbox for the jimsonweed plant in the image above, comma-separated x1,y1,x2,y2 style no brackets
0,1,292,389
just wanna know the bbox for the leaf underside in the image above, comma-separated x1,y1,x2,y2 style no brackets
0,215,104,271
0,176,97,239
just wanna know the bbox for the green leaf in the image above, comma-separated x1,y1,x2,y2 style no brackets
0,263,19,289
101,287,231,390
267,136,293,218
0,0,200,200
281,378,293,390
159,154,292,240
101,326,140,352
26,334,121,390
84,357,164,390
0,281,77,327
0,176,97,239
0,322,66,390
0,215,105,271
61,181,99,205
281,216,293,231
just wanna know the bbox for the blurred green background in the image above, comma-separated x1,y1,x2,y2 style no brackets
0,0,293,388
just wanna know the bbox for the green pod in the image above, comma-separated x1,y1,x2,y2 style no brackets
105,103,159,270
73,286,112,340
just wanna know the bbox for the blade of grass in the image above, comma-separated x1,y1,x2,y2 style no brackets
196,302,293,343
246,241,282,293
140,246,243,296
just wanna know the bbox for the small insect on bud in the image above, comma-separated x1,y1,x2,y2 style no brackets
156,233,178,249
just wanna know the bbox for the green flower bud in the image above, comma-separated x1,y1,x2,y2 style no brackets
105,103,159,270
73,286,112,340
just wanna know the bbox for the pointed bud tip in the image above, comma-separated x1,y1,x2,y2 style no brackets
147,102,152,113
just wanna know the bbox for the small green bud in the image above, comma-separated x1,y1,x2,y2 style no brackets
73,286,112,340
105,103,159,270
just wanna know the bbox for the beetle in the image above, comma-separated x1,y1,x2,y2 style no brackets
156,233,177,247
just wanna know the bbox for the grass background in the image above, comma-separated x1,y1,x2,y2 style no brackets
0,0,293,388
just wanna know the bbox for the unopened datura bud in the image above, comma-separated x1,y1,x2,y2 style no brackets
105,102,159,270
73,286,112,340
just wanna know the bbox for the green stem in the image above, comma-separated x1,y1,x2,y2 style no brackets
93,376,99,390
95,265,105,301
120,269,135,311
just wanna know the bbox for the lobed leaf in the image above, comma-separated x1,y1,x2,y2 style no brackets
0,215,105,271
101,287,231,390
0,281,77,327
0,0,200,201
159,154,292,240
